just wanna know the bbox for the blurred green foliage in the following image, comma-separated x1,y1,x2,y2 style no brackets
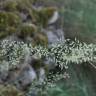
46,64,96,96
62,0,96,43
43,0,96,43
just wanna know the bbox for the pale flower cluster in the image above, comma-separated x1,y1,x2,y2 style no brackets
0,39,96,72
0,40,26,71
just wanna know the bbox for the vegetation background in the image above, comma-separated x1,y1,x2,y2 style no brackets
41,0,96,96
42,0,96,43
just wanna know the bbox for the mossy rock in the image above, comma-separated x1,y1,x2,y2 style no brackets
0,27,17,39
33,32,48,46
16,0,35,13
3,1,18,11
16,1,29,13
0,84,24,96
35,7,57,27
0,11,21,27
17,23,37,39
0,27,16,39
17,23,48,46
0,12,8,27
2,0,35,11
0,12,21,39
7,12,21,27
38,7,57,18
0,31,9,39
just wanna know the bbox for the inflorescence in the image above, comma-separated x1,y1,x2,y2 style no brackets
0,39,96,72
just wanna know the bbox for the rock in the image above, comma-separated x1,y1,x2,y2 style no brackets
48,11,59,24
38,68,45,83
17,66,37,89
43,27,65,70
44,28,65,45
19,13,27,22
43,56,56,70
0,70,9,82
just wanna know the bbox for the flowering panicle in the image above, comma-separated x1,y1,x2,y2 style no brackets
0,39,96,72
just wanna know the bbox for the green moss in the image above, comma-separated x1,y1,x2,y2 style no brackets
0,84,24,96
17,23,37,39
0,12,21,27
17,23,48,46
16,1,28,12
0,27,16,38
3,1,18,11
0,31,14,39
16,0,34,12
0,0,51,44
35,7,57,27
39,7,57,18
0,12,8,27
7,12,21,27
33,33,48,46
7,27,17,33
